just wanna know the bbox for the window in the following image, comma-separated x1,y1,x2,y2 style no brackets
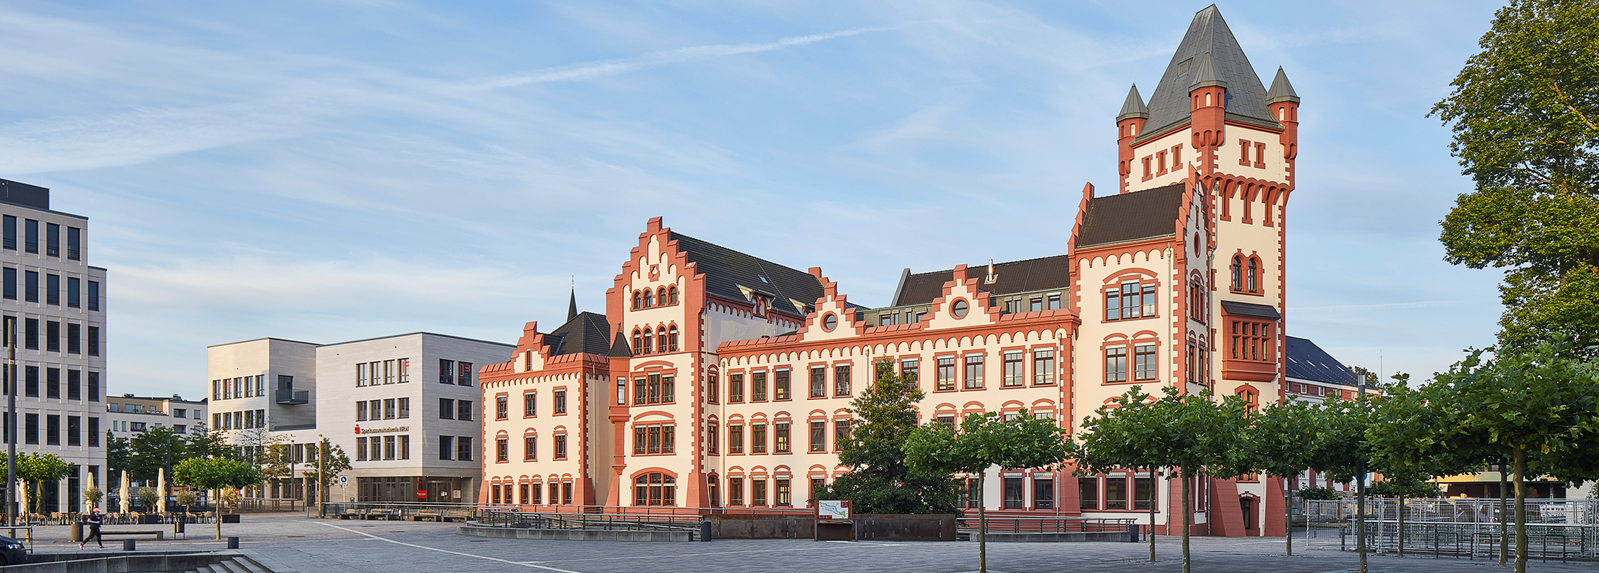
707,422,718,454
668,286,678,304
774,369,789,400
1079,477,1100,510
834,364,851,396
834,419,851,451
45,223,58,257
357,401,368,421
24,366,37,397
457,400,474,421
439,359,455,384
438,435,454,460
634,377,647,405
1190,280,1206,321
1231,256,1243,291
46,274,58,305
774,422,790,453
901,359,919,386
1035,477,1055,509
554,390,567,413
1003,477,1024,509
776,479,792,507
88,418,99,446
1229,320,1274,362
383,398,396,419
67,277,79,308
24,220,36,253
1134,344,1158,381
88,326,99,356
729,478,743,505
1,268,12,300
524,435,537,461
24,413,37,444
88,372,99,401
439,398,455,420
707,372,718,404
643,289,654,307
356,437,368,461
1048,294,1061,309
951,299,969,318
356,363,367,387
88,281,99,311
752,479,768,506
1002,351,1024,387
809,421,825,452
641,330,653,354
1033,349,1055,385
384,435,396,460
751,423,767,453
632,329,643,354
666,326,678,352
66,227,80,260
1106,282,1158,320
398,358,409,383
728,373,744,402
457,437,473,461
729,423,744,454
1135,475,1155,510
936,357,956,391
1247,258,1259,292
553,435,566,459
67,370,79,400
25,271,37,303
963,354,984,389
809,367,826,398
1106,346,1128,383
635,473,675,506
632,291,641,309
634,423,675,454
752,371,767,401
66,323,79,354
524,392,536,417
459,362,473,386
1,216,11,250
1106,476,1128,509
496,395,508,419
496,437,509,462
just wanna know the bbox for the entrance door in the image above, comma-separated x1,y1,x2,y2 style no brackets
1240,496,1256,534
425,480,450,502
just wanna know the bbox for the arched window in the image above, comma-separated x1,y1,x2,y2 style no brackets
1247,258,1259,293
667,286,678,305
658,287,668,306
657,327,668,352
1230,256,1243,291
632,329,642,354
667,325,679,352
1236,387,1260,413
632,291,641,310
634,473,676,506
643,289,654,307
642,330,654,354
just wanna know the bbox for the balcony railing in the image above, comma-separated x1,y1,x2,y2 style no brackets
275,389,309,405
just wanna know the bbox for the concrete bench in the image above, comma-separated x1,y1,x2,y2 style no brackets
99,530,165,540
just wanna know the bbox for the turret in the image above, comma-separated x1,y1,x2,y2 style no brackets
1116,84,1148,193
1188,51,1227,177
1265,66,1300,161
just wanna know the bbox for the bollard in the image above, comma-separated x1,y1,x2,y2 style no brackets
700,520,712,542
123,539,136,551
227,536,240,549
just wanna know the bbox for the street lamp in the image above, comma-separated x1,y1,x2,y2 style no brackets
5,316,15,529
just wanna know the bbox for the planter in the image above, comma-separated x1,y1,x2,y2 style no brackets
221,514,241,524
138,514,162,525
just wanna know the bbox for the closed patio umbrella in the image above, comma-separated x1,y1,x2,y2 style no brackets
119,471,130,515
156,468,167,515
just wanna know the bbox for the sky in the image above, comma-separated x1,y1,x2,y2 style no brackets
0,0,1510,398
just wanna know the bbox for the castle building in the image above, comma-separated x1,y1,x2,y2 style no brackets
479,5,1304,536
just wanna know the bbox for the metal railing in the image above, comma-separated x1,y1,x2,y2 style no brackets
321,502,479,521
474,503,814,518
475,509,703,533
1315,498,1599,562
954,516,1138,536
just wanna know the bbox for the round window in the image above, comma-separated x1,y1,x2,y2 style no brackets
822,313,838,331
951,299,969,318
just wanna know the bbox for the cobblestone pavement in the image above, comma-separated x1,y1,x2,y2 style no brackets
20,513,1599,573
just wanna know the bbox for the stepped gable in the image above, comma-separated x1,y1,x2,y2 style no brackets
1140,5,1275,138
892,255,1072,307
1286,336,1360,387
543,311,614,357
667,231,825,317
1075,183,1186,248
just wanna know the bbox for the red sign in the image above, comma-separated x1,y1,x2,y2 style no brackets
417,490,427,499
354,425,361,434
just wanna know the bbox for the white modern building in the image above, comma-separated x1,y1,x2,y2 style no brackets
207,332,512,504
105,393,208,438
0,178,108,514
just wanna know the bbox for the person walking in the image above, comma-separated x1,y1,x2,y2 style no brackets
78,508,104,549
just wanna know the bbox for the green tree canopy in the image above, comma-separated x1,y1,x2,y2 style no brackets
1075,386,1167,562
127,426,184,482
814,360,956,515
15,453,73,515
1430,0,1599,356
1240,398,1321,556
174,456,264,539
1309,395,1377,573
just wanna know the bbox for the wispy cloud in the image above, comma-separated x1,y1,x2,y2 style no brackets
466,26,899,90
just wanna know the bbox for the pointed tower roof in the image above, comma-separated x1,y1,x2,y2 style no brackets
609,322,633,358
1141,5,1275,137
1117,84,1148,121
1188,52,1225,90
1265,66,1300,104
567,288,578,323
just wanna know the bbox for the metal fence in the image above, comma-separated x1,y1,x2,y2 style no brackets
321,502,479,522
475,509,703,533
1307,498,1599,563
954,516,1138,535
320,502,814,522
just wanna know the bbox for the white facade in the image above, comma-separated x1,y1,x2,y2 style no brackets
0,178,107,513
104,394,208,438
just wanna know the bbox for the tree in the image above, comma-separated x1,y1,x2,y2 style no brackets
173,457,263,540
14,453,72,516
1311,395,1376,573
1240,398,1321,556
1075,386,1167,562
127,426,184,482
83,485,103,511
137,487,160,511
1429,340,1599,573
1429,0,1599,357
1364,375,1479,558
183,424,233,461
1155,388,1252,573
907,412,1070,573
814,360,957,514
307,437,352,506
105,433,130,480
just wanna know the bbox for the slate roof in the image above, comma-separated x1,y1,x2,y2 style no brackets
1117,84,1148,121
1286,336,1359,386
544,311,614,357
1265,67,1299,104
610,323,633,358
1220,300,1281,320
668,231,825,317
1075,183,1186,249
1140,5,1276,140
892,255,1072,307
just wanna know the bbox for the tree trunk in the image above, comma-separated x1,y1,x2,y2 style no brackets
1356,469,1367,573
1148,467,1156,562
1284,474,1293,556
978,473,987,573
1499,462,1508,566
1514,447,1527,573
1397,493,1405,556
1181,470,1191,573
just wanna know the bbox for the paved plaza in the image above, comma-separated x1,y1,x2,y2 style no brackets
21,513,1598,573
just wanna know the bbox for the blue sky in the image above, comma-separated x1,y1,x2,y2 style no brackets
0,1,1508,397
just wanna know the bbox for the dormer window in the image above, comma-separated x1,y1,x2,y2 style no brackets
752,295,770,318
